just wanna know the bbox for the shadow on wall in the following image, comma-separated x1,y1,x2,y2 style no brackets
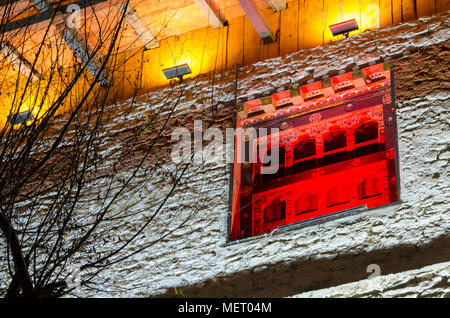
156,234,450,298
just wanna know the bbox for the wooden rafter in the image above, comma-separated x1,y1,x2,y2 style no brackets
116,3,160,49
237,0,276,44
0,41,41,81
265,0,286,11
32,0,109,85
193,0,227,29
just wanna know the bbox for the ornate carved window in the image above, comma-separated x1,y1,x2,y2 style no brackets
229,62,399,241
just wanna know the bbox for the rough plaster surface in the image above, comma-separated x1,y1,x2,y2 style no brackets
85,12,450,297
1,12,449,297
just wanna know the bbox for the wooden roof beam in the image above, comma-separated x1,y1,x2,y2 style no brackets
59,27,108,85
0,41,41,81
32,0,109,85
237,0,276,44
117,3,160,49
265,0,286,11
193,0,227,29
0,0,112,34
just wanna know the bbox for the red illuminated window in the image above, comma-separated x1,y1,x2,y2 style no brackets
229,62,399,241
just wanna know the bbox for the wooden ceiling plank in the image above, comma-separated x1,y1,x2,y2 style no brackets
0,0,37,22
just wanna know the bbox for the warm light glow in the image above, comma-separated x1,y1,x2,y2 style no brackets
160,51,198,81
326,4,381,41
0,0,441,120
0,75,75,129
329,19,359,37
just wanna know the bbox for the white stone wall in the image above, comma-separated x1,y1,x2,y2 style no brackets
1,12,448,298
77,12,449,297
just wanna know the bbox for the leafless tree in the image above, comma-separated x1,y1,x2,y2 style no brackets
0,0,223,298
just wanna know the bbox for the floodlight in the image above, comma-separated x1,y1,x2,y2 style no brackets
329,19,359,38
162,64,192,81
7,111,34,125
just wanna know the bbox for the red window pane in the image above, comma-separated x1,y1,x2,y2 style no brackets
264,199,286,223
229,62,399,241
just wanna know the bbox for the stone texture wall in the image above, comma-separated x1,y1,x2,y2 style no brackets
104,12,449,297
2,11,448,298
89,11,449,297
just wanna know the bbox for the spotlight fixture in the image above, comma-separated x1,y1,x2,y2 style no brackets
329,19,359,38
7,110,34,125
162,64,192,81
